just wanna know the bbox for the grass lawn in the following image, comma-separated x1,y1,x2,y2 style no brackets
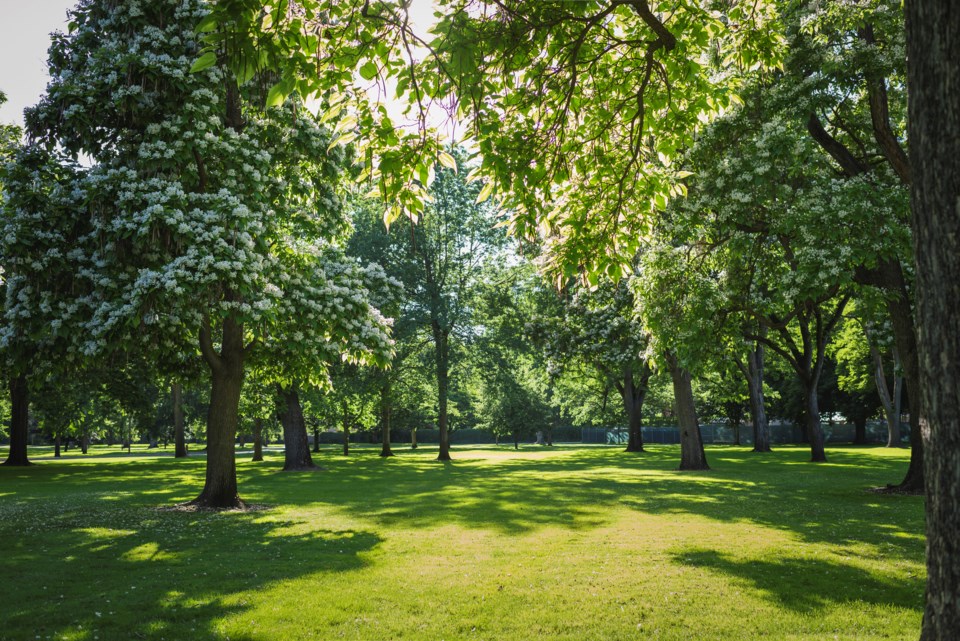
0,443,924,641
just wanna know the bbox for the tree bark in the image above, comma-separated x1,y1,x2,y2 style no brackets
802,379,828,462
871,345,901,447
513,429,519,450
252,417,264,462
379,379,394,457
54,433,61,458
312,423,320,453
664,352,709,470
411,427,418,449
744,345,772,452
190,317,246,509
3,375,31,466
905,3,960,636
434,325,452,461
277,385,315,470
620,363,651,453
853,417,868,445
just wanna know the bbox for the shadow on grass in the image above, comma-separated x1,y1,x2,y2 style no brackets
238,444,924,554
670,547,923,613
1,498,380,640
0,442,924,636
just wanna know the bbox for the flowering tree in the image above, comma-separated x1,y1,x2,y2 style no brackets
532,276,652,453
19,0,393,507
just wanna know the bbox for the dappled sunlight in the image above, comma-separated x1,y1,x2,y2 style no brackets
0,443,924,640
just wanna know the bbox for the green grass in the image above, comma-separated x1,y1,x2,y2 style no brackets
0,443,924,641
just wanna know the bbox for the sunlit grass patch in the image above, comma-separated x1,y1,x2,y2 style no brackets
0,443,923,640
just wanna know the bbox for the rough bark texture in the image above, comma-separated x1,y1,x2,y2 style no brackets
2,375,31,466
379,380,394,457
252,417,264,462
665,353,709,471
905,2,960,637
190,317,245,509
278,385,315,470
619,363,651,453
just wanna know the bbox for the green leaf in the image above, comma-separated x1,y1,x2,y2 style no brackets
265,82,287,108
190,51,217,74
438,151,457,172
327,131,358,152
359,61,378,81
476,181,494,204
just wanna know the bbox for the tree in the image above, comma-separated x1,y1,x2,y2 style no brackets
392,150,505,461
903,1,960,638
532,275,651,452
22,0,393,507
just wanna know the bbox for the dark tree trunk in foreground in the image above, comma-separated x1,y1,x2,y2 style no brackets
173,382,187,458
3,375,31,466
905,3,960,637
54,434,61,458
252,417,264,462
191,317,246,509
665,353,709,471
433,324,452,461
81,435,89,454
277,385,315,471
619,363,651,453
410,427,418,449
379,379,394,457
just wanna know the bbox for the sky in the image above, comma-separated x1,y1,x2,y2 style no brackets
0,0,75,126
0,0,441,128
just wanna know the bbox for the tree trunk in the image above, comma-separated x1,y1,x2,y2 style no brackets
622,364,650,453
342,400,350,456
252,417,264,462
884,273,924,490
853,417,868,445
905,4,960,636
513,429,519,450
411,427,418,449
732,421,742,446
746,345,772,453
803,380,828,462
3,375,31,466
665,352,709,471
312,424,320,453
872,345,900,447
547,426,553,446
54,433,61,458
277,385,315,471
379,379,394,457
434,326,452,461
190,318,246,509
80,434,89,454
